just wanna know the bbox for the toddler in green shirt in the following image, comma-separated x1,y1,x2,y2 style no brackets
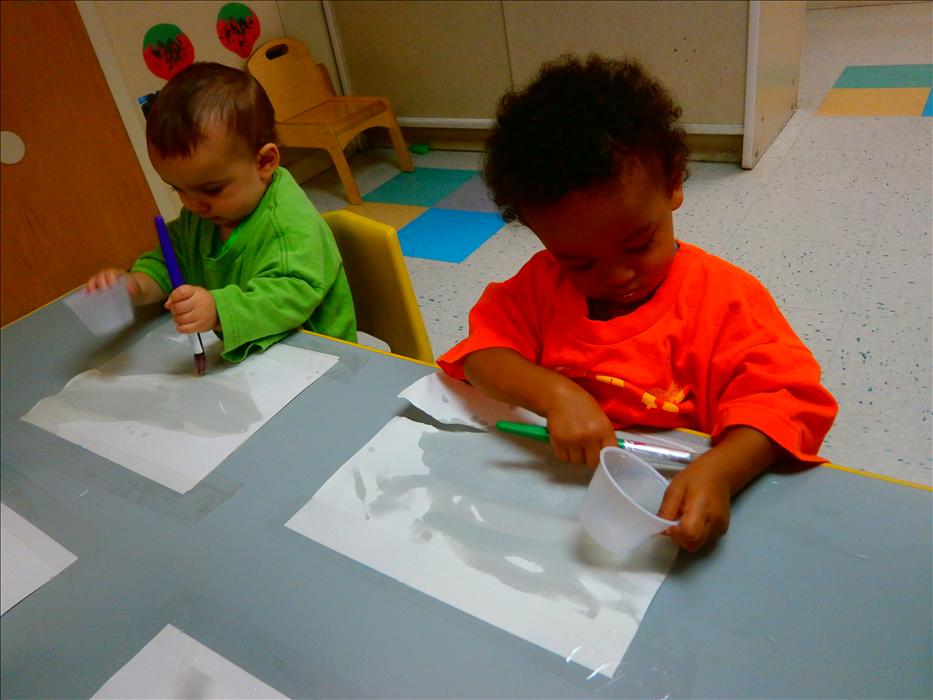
88,62,356,362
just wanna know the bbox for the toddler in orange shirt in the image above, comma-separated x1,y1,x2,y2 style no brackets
437,55,838,551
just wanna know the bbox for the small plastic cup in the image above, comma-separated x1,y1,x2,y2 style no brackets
64,279,134,336
578,446,678,554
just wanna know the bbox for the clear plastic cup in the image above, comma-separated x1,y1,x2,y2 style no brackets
578,446,678,554
64,279,134,336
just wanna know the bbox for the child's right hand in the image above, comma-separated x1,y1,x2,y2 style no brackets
463,348,616,468
87,268,140,295
543,384,618,468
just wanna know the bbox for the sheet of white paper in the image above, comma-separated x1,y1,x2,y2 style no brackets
400,372,708,455
286,416,677,677
398,371,545,429
93,624,286,699
23,324,339,494
1,503,78,615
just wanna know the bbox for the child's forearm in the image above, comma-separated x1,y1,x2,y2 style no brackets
696,426,778,494
128,271,167,305
462,347,588,417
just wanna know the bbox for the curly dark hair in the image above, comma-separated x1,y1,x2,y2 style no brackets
146,62,276,159
484,54,689,222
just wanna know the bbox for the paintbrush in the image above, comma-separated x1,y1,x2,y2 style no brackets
495,421,695,468
154,215,207,375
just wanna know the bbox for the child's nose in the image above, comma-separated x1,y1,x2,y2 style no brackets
604,263,636,285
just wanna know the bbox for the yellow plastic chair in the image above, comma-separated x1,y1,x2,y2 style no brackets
248,38,414,205
322,210,434,364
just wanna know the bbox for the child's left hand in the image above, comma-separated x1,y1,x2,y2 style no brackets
656,462,732,551
165,284,219,333
655,426,777,551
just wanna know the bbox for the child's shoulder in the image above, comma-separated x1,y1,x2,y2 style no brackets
262,168,327,232
678,241,769,293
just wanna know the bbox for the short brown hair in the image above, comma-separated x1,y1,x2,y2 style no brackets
146,62,276,158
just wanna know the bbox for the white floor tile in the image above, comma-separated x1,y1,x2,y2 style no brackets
769,148,906,194
738,188,897,247
726,235,873,313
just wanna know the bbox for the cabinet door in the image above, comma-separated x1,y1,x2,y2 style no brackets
1,0,157,326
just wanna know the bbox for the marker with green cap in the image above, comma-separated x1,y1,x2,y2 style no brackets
495,421,694,468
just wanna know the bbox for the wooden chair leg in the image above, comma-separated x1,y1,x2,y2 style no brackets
386,120,414,172
328,146,362,205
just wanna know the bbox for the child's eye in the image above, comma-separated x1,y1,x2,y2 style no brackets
201,186,223,196
626,237,655,253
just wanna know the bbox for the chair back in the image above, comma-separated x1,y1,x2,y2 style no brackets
248,38,329,121
322,210,434,364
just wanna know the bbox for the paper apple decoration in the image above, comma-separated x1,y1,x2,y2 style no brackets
142,24,195,80
216,3,261,59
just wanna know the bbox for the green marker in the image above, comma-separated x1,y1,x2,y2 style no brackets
495,421,694,466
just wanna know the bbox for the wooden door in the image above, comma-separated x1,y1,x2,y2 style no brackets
1,0,158,326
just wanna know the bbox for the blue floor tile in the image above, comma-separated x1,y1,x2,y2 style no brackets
364,168,477,207
398,209,505,263
923,89,933,117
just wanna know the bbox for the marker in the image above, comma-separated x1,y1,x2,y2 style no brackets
495,421,695,467
155,215,207,375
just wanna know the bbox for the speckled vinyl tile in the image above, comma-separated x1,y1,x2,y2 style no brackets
847,244,932,316
416,267,495,345
302,150,408,210
797,4,933,110
408,149,485,171
456,220,544,279
724,234,873,313
821,302,932,482
780,307,848,371
793,116,926,155
737,188,897,247
404,257,457,303
769,148,906,194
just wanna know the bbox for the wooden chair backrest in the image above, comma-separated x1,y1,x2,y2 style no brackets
247,38,330,121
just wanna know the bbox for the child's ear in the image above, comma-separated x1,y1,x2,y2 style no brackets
669,180,684,212
256,143,280,178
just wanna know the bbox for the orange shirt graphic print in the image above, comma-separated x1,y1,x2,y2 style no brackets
555,367,686,413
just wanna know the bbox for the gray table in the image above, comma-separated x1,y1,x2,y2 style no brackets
2,300,930,699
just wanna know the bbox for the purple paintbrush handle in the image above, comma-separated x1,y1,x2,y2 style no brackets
154,215,185,289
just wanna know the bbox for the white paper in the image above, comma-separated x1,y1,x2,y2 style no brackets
23,324,339,494
1,503,78,615
93,624,286,699
399,371,546,429
286,417,677,677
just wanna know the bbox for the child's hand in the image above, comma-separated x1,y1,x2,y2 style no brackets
544,385,617,468
656,461,732,551
165,284,218,333
656,426,777,551
87,268,139,295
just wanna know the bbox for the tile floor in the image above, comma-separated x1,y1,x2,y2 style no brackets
301,3,932,486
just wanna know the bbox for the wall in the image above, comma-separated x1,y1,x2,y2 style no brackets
330,1,512,120
328,0,752,160
503,0,748,127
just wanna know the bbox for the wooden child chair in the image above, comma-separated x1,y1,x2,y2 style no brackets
322,210,434,364
247,38,414,205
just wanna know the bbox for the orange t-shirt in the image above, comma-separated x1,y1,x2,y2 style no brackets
437,242,837,463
